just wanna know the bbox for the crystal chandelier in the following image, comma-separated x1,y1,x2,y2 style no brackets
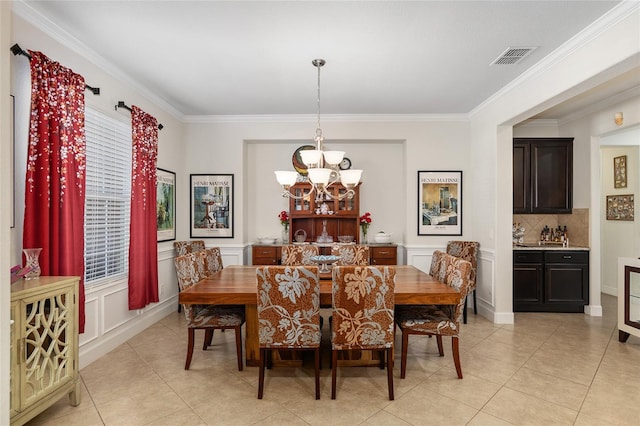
275,59,362,201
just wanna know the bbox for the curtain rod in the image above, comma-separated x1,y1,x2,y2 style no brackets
11,43,100,95
116,101,164,130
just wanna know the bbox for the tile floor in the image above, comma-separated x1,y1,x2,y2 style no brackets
27,294,640,425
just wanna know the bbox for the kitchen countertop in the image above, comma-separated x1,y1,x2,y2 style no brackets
513,244,589,251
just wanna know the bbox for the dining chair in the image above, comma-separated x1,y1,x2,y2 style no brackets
446,241,479,323
173,240,206,256
330,244,369,265
173,240,206,312
174,252,245,371
281,244,319,266
256,265,321,399
395,252,472,379
331,265,396,400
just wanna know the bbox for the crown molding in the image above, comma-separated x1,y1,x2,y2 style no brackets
516,119,559,128
470,1,640,118
13,0,186,122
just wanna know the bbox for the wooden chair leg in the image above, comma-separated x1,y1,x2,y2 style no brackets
235,326,243,371
258,348,266,399
379,350,385,369
452,336,463,379
386,347,394,400
331,350,338,399
203,329,214,350
185,328,195,370
436,335,444,356
463,297,468,324
473,289,477,315
400,329,408,379
314,347,320,400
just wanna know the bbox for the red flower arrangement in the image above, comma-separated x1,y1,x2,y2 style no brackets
359,212,372,235
278,210,289,227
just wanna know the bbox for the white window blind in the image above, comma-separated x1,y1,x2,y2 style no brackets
84,108,132,286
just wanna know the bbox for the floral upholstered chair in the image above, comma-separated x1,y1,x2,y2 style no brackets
281,244,319,266
446,241,479,323
330,244,369,266
201,247,223,275
395,252,472,379
174,252,245,371
173,240,206,256
331,266,396,400
173,240,206,312
256,266,321,399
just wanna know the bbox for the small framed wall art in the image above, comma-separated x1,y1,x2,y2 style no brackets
606,194,634,221
156,168,176,242
614,155,627,189
418,170,462,236
190,174,234,238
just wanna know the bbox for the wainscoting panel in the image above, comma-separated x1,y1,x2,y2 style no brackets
79,296,99,346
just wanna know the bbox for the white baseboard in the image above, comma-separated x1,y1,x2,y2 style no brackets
585,304,603,317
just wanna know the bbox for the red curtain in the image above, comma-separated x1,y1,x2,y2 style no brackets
23,51,86,333
128,106,159,309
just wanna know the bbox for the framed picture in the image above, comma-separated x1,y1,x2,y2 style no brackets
190,174,234,238
614,155,627,188
606,194,634,221
418,171,462,235
156,168,176,242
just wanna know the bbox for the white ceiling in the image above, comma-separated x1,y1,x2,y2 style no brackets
18,0,633,118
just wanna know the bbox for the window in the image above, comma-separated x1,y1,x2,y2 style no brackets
84,108,132,286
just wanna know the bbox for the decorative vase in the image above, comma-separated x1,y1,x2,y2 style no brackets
23,248,42,280
362,228,368,244
282,225,289,243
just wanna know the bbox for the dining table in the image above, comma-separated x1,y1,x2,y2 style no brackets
179,264,459,367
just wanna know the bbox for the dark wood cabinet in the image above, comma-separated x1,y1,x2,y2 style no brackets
369,245,398,265
252,245,281,265
513,138,573,214
514,250,589,312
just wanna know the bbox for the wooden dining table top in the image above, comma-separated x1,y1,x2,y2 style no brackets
179,264,459,306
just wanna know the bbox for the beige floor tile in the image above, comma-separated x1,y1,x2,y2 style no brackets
143,407,206,426
505,367,589,411
523,344,602,386
359,410,412,425
466,411,514,426
384,391,478,425
251,410,312,426
422,369,502,409
456,351,522,385
95,385,189,425
482,387,577,425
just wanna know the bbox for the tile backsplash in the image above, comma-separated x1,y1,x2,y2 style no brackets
513,208,589,247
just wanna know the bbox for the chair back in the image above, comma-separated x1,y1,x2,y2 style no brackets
331,266,395,350
201,247,223,276
174,252,208,322
429,250,447,281
331,245,369,265
439,252,473,324
256,266,321,348
446,241,479,289
174,240,206,256
281,244,319,266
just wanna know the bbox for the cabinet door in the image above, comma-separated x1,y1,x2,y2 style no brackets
531,140,572,213
370,246,397,265
513,263,544,310
513,142,530,214
545,263,588,311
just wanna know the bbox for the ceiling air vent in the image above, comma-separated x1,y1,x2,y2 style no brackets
491,46,537,65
